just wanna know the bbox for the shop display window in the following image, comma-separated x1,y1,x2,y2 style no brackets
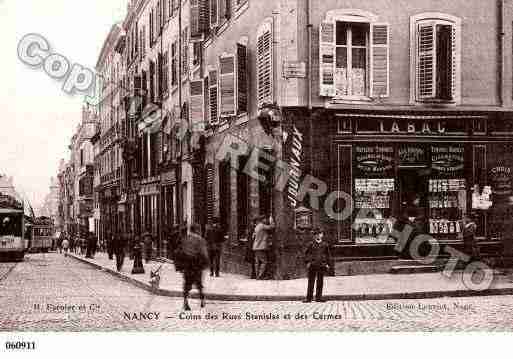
354,178,395,244
427,178,466,235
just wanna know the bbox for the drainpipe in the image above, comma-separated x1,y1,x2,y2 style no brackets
499,0,506,107
306,0,316,226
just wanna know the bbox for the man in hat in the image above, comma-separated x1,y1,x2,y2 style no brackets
179,223,209,311
303,227,332,303
252,215,275,280
205,218,225,277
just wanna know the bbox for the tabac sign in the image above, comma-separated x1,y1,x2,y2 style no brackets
355,117,466,135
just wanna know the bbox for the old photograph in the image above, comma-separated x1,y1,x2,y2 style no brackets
2,0,513,343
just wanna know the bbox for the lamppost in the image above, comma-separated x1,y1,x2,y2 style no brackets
258,103,285,279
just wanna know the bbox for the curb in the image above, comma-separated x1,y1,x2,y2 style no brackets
67,253,513,302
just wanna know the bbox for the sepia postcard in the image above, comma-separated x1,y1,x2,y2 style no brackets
2,0,513,353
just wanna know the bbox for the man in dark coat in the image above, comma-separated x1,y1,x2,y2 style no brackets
180,223,209,311
245,218,258,279
205,218,225,277
113,233,125,272
303,227,332,303
142,227,153,263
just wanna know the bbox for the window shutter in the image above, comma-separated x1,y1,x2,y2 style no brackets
200,0,210,34
190,80,205,130
190,0,201,38
370,23,390,98
257,20,273,107
210,0,218,28
206,163,215,223
450,25,457,100
319,21,335,97
219,54,236,117
236,41,248,114
208,68,219,125
417,22,436,100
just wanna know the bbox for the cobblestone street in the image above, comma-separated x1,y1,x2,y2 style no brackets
0,253,512,331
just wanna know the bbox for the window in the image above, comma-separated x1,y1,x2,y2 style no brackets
319,10,389,100
192,41,202,68
162,50,169,95
335,22,368,97
411,13,461,103
182,27,189,77
257,19,273,107
171,42,178,86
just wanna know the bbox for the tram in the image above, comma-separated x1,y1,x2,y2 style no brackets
0,193,28,261
30,217,54,253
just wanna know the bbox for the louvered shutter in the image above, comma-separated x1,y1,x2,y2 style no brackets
236,42,248,114
370,23,390,98
450,25,456,100
206,163,215,223
219,54,236,117
190,0,201,38
417,22,436,100
190,80,205,130
319,21,335,97
210,0,218,28
257,20,273,107
208,68,219,125
199,0,210,34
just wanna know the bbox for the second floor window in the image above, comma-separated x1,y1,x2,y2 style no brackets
335,22,368,97
320,10,389,100
411,13,461,104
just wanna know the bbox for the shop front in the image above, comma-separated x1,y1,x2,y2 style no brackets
282,108,513,267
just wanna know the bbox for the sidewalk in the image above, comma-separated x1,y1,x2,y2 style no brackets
67,252,513,301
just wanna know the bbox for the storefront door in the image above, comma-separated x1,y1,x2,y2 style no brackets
398,168,428,232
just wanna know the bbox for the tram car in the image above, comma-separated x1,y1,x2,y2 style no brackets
30,216,54,253
0,193,28,261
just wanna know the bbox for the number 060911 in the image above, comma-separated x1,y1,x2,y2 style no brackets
5,341,36,350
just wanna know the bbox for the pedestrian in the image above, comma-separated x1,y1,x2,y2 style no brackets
178,223,209,311
143,227,153,263
107,231,114,260
87,232,97,259
69,235,75,254
57,233,64,254
113,232,125,272
252,215,275,280
244,218,258,279
303,227,332,303
206,218,225,277
61,237,69,255
462,213,479,260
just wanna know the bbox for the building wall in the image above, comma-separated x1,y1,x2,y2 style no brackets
302,0,512,107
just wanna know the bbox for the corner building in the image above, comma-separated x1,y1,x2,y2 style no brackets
198,0,513,278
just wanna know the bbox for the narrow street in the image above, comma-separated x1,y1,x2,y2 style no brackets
1,253,513,331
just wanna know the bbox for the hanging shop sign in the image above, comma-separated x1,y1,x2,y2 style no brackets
355,117,466,135
431,146,464,173
355,145,394,174
287,126,303,208
490,166,512,196
294,206,312,230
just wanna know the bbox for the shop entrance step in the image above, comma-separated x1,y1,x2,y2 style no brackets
389,264,441,274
